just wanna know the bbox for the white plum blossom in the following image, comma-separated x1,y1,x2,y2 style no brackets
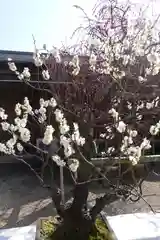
0,143,7,154
49,98,57,108
39,98,45,107
33,52,43,67
149,121,160,136
51,48,61,63
54,109,64,122
59,118,70,135
146,102,154,110
127,146,142,165
52,155,66,167
60,135,75,158
8,59,17,72
22,67,31,79
39,106,46,115
89,52,97,69
69,55,79,68
6,135,17,154
147,53,160,64
42,125,54,145
17,73,24,81
140,138,151,150
128,130,138,138
10,124,18,132
116,121,126,133
14,117,27,128
109,108,119,121
100,133,106,138
136,114,143,120
68,158,79,172
150,125,159,135
1,122,10,131
107,147,115,155
127,102,132,110
106,126,112,133
152,67,160,76
23,97,32,114
0,108,8,120
15,103,22,116
72,123,85,146
138,76,147,83
69,55,80,76
16,143,23,152
72,67,80,76
20,128,31,143
42,70,50,80
137,102,144,111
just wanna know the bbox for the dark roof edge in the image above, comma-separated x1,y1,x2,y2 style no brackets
0,50,33,63
0,50,89,65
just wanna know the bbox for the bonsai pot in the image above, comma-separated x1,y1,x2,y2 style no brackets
35,214,113,240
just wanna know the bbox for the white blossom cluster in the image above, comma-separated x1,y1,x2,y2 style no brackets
0,96,86,173
108,105,154,164
52,155,66,167
150,121,160,136
69,55,80,76
42,125,55,145
71,123,85,146
144,97,159,110
35,98,57,123
121,130,151,165
33,50,43,67
89,52,97,71
0,108,8,120
34,98,85,171
84,11,160,84
54,109,70,135
68,158,79,172
109,108,126,133
8,58,31,81
0,98,33,154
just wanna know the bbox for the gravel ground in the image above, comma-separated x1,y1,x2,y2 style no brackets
0,163,160,229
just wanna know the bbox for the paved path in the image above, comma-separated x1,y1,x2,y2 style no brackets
0,164,160,229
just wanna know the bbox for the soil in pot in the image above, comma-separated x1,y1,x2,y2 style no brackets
36,216,112,240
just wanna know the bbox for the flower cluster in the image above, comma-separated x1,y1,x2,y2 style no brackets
8,58,31,81
42,125,55,145
42,70,50,80
68,158,79,172
150,121,160,136
0,98,34,155
54,109,70,135
32,97,85,171
69,55,80,76
121,128,151,165
52,155,66,167
71,123,85,146
109,108,127,133
35,98,57,123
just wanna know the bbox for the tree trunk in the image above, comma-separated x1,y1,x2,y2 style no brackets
50,183,120,240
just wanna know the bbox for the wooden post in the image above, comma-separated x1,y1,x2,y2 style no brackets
60,166,65,205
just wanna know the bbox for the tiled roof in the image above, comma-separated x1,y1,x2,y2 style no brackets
0,50,33,63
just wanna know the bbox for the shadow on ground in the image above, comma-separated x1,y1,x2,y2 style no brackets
0,163,160,229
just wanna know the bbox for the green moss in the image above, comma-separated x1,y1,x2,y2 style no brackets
40,217,113,240
89,218,112,240
40,217,55,240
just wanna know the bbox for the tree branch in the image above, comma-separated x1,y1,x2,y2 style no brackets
90,192,119,220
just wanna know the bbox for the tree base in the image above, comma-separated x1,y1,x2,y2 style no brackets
36,216,111,240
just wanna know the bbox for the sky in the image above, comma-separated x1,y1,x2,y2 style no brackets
0,0,159,52
0,0,96,52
